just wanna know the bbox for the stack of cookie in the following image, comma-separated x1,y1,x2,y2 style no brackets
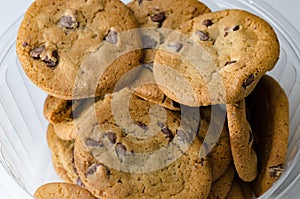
16,0,289,198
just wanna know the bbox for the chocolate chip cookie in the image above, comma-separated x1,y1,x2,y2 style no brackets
153,9,279,106
47,124,80,185
246,75,289,197
17,0,142,100
71,88,212,198
226,99,258,182
34,182,96,199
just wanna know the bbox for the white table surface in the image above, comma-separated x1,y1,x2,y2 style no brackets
0,0,300,198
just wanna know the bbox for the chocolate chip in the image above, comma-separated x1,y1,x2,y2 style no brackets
85,138,104,147
167,42,183,53
224,60,237,66
115,143,127,163
105,30,118,44
242,74,255,89
104,131,117,144
161,127,174,140
195,30,209,41
233,25,240,31
136,122,149,131
269,164,284,178
142,34,158,49
176,129,193,143
30,46,45,59
60,15,77,29
224,32,229,37
22,42,28,47
86,163,100,175
151,12,165,24
86,163,110,178
43,56,55,66
202,19,213,27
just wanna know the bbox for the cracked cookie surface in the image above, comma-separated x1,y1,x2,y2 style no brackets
17,0,142,100
153,9,279,106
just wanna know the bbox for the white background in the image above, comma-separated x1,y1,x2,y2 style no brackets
0,0,299,198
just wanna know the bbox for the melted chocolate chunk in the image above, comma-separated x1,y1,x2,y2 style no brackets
233,25,240,31
202,19,213,27
30,46,45,59
115,143,127,163
136,122,149,131
85,138,104,147
195,30,209,41
60,15,77,29
104,131,117,144
161,127,174,140
151,13,165,23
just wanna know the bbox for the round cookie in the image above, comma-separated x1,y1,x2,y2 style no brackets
207,165,234,199
127,0,211,29
72,88,212,198
34,182,96,199
226,99,258,182
153,9,280,106
17,0,142,100
47,124,80,185
198,105,232,182
246,75,289,197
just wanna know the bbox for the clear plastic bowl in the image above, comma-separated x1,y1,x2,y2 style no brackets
0,0,300,198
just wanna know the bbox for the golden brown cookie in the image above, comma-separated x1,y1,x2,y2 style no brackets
17,0,142,100
72,88,212,198
226,99,258,182
44,95,100,140
47,124,82,185
246,75,289,197
153,9,279,106
34,182,96,199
